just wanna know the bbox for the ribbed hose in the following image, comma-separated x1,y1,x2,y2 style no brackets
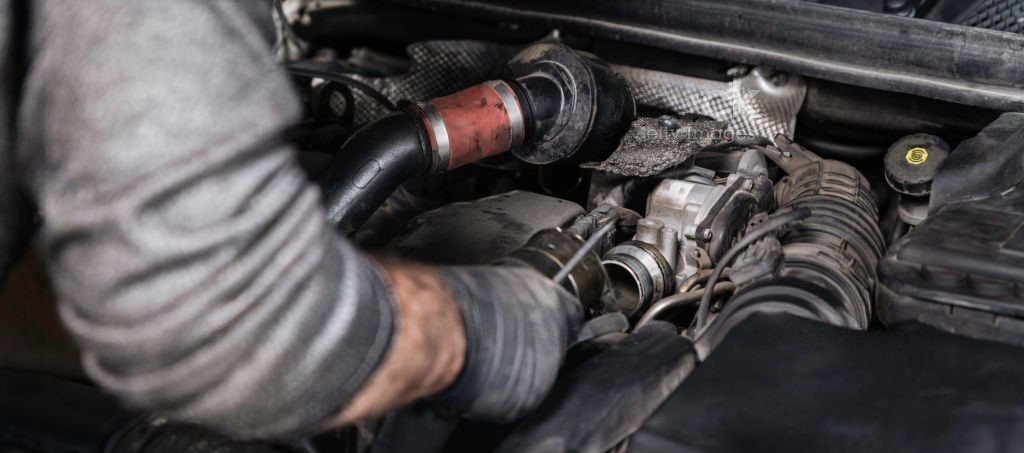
695,152,883,358
773,158,884,328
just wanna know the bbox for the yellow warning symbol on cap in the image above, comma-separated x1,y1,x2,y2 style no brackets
906,147,928,165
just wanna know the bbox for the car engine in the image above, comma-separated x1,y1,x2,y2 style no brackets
5,1,1024,452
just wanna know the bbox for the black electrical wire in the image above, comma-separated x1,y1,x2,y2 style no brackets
693,207,812,329
287,63,399,112
275,0,309,55
635,282,736,330
676,268,731,294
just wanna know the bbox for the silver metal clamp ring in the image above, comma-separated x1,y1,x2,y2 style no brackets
487,80,526,146
421,102,451,173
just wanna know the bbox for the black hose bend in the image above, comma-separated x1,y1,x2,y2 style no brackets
315,43,634,236
695,151,884,357
693,208,812,329
318,110,431,235
773,158,884,327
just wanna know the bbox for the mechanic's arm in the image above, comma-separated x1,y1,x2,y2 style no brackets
16,0,578,439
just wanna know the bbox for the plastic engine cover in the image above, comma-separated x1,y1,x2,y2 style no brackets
878,113,1024,345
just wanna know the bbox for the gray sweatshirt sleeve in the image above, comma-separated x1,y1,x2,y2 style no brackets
15,0,394,439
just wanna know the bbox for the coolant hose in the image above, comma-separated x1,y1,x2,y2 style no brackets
315,42,630,235
319,80,528,234
317,43,633,235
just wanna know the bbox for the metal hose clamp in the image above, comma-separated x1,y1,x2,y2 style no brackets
486,80,526,146
420,102,451,173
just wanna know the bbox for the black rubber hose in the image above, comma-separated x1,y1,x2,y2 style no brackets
287,62,398,111
636,282,736,331
318,110,432,235
694,208,812,329
694,153,884,357
772,158,883,327
274,0,308,55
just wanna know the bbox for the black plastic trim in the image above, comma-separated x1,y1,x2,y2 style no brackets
384,0,1024,111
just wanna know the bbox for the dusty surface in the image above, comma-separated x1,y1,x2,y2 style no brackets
590,116,727,176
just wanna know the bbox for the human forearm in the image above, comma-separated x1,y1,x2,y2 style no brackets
335,263,584,427
334,261,466,425
18,0,580,439
19,0,399,439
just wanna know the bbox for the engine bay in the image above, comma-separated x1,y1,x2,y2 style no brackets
266,1,1024,448
5,1,1024,452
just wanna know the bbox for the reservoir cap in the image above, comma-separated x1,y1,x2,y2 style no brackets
884,133,950,196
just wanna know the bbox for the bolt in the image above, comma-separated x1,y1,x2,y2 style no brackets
658,115,680,132
742,179,754,191
701,228,713,240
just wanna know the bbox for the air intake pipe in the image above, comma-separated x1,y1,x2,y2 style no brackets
318,43,634,234
695,136,884,357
